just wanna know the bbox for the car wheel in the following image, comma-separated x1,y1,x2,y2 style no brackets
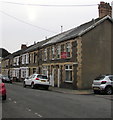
105,86,113,95
23,82,26,88
31,83,35,89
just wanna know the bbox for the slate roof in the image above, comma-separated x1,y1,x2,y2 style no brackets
3,47,28,60
5,15,113,56
23,38,50,53
0,48,10,58
41,15,113,47
21,15,113,53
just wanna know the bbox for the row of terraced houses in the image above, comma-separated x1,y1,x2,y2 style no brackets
2,2,113,89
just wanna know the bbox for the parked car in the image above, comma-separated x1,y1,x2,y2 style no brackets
0,78,7,100
92,74,113,95
23,74,50,90
0,75,12,83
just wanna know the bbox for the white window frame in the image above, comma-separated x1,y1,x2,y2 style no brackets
21,67,29,78
65,65,73,83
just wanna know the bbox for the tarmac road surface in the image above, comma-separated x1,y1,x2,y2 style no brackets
2,83,112,119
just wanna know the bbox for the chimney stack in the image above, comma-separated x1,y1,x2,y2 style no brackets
98,1,112,18
21,44,27,50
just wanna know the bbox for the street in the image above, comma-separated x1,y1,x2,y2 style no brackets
1,83,113,119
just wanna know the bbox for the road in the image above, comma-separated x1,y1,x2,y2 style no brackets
1,83,113,119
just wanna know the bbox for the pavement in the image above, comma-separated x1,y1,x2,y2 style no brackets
12,81,93,95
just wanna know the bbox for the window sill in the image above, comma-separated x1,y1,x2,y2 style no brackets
64,81,73,83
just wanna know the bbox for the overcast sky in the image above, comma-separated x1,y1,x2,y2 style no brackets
0,0,113,53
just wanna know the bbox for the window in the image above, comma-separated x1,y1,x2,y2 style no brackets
13,58,16,66
34,52,37,63
21,68,29,78
42,66,48,76
22,55,25,64
56,45,61,59
51,46,55,60
26,53,29,64
43,49,47,61
16,57,19,66
65,65,72,82
24,55,26,64
29,53,33,64
29,54,32,63
66,42,71,57
32,53,34,63
15,69,19,78
23,70,26,78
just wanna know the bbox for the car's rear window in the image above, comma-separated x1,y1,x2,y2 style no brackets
37,75,47,79
94,75,105,80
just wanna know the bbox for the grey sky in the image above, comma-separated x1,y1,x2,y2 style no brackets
0,0,112,53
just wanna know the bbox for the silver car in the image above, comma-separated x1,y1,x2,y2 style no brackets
92,75,113,95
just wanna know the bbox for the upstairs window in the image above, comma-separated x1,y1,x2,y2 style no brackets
16,57,19,66
24,55,26,64
22,55,26,64
29,54,32,64
43,49,47,61
26,53,29,64
51,46,55,60
33,52,37,63
32,53,34,63
66,42,71,58
56,45,61,59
